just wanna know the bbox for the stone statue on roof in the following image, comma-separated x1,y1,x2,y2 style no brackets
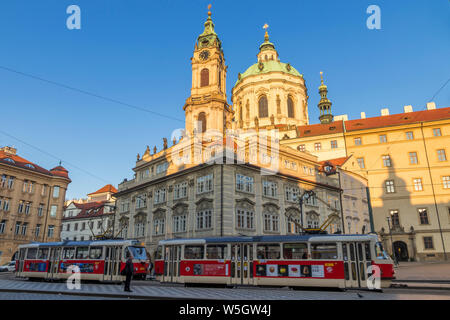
163,138,168,150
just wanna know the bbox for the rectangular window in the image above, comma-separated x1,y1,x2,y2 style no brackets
37,248,49,260
50,205,57,217
156,162,169,174
314,143,322,151
28,182,34,193
184,245,204,259
197,174,213,194
35,224,40,237
0,175,6,188
413,178,423,191
379,135,387,143
409,152,418,164
21,222,28,235
26,248,37,259
406,131,414,140
390,210,400,228
154,188,167,204
0,220,5,234
262,180,277,198
424,237,434,249
433,128,442,137
285,186,299,202
173,181,188,200
63,247,75,259
18,201,24,214
153,218,165,235
3,199,9,212
354,137,362,146
437,149,447,162
37,204,44,217
206,245,227,259
172,215,186,233
443,176,450,189
264,214,279,232
236,209,254,229
256,244,281,259
53,186,60,198
330,140,338,149
7,177,14,189
120,201,130,213
298,144,305,152
22,181,28,193
196,210,212,230
236,174,254,193
47,225,54,238
311,243,338,259
357,158,365,169
382,155,392,167
136,194,147,209
283,243,308,259
41,185,46,196
15,222,21,235
418,208,429,225
25,202,31,215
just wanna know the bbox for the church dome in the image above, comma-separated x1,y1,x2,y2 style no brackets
236,60,302,86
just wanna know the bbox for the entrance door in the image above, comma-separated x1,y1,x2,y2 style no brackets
231,244,254,286
164,245,181,282
393,241,409,261
343,242,371,289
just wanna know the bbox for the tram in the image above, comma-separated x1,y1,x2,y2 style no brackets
15,239,149,282
155,234,394,289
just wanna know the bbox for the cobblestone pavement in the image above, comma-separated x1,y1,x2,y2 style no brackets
393,261,450,281
0,292,123,300
1,278,449,300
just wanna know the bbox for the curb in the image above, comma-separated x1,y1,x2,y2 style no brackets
390,283,450,291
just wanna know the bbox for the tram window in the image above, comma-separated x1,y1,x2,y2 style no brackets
310,243,337,260
184,245,204,259
206,245,227,259
37,248,49,260
342,244,348,261
349,243,355,261
283,243,308,259
364,243,371,260
63,247,75,259
26,248,37,259
256,244,280,259
155,246,162,260
375,242,388,260
127,246,148,260
76,247,89,259
89,247,103,259
357,243,363,261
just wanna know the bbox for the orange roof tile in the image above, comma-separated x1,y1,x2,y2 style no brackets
88,184,117,196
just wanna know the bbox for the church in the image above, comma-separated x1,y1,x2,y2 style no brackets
114,7,450,262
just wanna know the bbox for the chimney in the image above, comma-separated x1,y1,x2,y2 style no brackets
334,114,348,121
360,112,366,119
381,108,389,116
403,105,413,113
426,102,436,110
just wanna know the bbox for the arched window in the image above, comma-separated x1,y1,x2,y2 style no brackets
198,112,207,133
287,96,295,118
258,96,268,118
200,68,209,87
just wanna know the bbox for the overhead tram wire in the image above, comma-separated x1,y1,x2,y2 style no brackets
0,65,184,123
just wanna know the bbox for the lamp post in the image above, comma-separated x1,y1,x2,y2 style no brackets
386,215,398,266
298,190,316,234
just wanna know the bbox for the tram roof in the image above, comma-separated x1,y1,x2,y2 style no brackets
18,239,143,248
158,234,378,245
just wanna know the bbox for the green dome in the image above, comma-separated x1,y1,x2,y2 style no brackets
235,60,302,86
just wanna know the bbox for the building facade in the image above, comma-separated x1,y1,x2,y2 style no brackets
61,185,117,241
0,146,71,264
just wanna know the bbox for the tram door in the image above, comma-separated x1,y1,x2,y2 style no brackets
47,247,60,279
231,244,254,285
17,248,26,275
164,245,181,282
104,246,121,281
342,242,371,288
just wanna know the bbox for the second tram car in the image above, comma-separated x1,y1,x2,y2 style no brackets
155,234,394,289
15,239,149,282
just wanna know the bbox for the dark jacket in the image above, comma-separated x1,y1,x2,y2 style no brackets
125,257,134,276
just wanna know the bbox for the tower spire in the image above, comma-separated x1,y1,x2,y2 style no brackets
318,71,333,124
197,4,221,49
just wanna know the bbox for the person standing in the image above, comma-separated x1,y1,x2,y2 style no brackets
124,253,134,292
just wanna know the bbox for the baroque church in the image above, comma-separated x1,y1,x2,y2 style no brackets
114,7,450,262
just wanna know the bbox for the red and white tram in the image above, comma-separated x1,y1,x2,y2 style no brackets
155,234,395,289
15,239,149,282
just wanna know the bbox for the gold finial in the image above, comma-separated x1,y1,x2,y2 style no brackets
208,4,212,16
320,71,324,85
263,23,269,40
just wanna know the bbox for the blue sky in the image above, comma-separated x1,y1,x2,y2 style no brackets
0,0,448,199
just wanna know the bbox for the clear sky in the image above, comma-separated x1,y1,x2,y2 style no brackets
0,0,448,200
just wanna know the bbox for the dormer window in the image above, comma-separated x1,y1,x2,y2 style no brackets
25,164,35,169
4,158,15,164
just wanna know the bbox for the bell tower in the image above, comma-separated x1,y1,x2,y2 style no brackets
318,71,333,124
184,5,232,137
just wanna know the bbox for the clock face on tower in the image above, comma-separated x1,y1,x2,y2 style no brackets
199,50,210,61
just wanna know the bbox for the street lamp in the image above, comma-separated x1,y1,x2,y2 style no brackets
298,190,316,234
386,214,398,266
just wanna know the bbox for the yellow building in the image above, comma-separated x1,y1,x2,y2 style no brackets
0,146,71,264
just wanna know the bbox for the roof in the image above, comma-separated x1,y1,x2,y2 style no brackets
235,60,302,86
63,201,113,220
18,239,143,248
295,121,344,138
88,184,117,196
0,149,70,181
319,157,351,174
345,107,450,132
